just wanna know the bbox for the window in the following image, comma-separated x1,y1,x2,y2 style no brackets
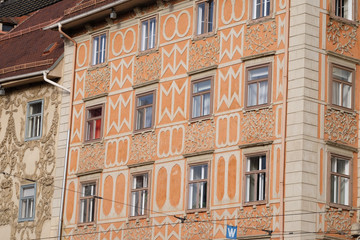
331,64,353,109
79,182,97,223
140,17,157,51
19,184,36,221
252,0,271,19
246,64,271,108
92,33,106,65
191,78,212,119
334,0,354,20
330,155,350,206
135,92,155,130
85,105,104,141
245,155,267,203
188,164,208,210
196,0,215,35
25,100,43,140
130,173,149,217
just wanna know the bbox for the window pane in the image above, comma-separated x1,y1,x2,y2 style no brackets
344,0,352,20
131,192,137,216
83,184,95,197
248,83,257,106
193,80,211,93
253,0,261,19
331,175,338,203
340,177,349,205
138,94,153,106
95,119,102,139
88,198,95,222
199,182,207,208
137,108,144,130
197,3,205,34
203,93,210,116
149,18,156,49
30,102,42,115
141,190,148,215
336,158,349,175
92,36,99,65
188,183,197,209
246,174,256,202
145,106,153,128
208,0,214,32
248,156,260,171
263,0,270,17
141,21,148,51
88,108,102,118
80,199,86,222
21,199,27,218
258,81,268,105
192,95,201,118
342,84,351,108
249,67,268,81
100,34,106,64
333,67,352,82
190,165,207,180
332,81,341,106
133,174,148,189
23,187,35,197
258,173,265,201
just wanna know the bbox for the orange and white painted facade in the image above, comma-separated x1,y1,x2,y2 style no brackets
55,0,360,239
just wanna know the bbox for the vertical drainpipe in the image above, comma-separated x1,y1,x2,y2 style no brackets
57,23,77,240
280,0,290,239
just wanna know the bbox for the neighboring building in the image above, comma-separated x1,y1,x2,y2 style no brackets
0,0,77,239
43,0,360,239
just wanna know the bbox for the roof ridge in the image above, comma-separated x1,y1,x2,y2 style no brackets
0,59,54,75
64,0,107,16
0,17,61,42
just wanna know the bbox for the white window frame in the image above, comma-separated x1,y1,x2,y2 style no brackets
19,184,36,222
140,16,157,52
25,99,44,140
187,163,209,211
91,32,107,65
79,181,97,224
130,172,150,217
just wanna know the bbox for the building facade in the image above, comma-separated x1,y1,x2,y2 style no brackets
0,0,77,239
45,0,360,239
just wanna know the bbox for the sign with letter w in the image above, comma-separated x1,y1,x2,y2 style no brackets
226,225,237,239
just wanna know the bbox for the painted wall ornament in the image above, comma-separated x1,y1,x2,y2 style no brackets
184,119,215,154
241,108,274,143
237,206,272,235
324,109,357,145
324,208,351,234
85,66,110,97
245,21,277,54
189,37,219,71
130,131,157,164
135,54,161,85
327,21,357,55
78,142,105,173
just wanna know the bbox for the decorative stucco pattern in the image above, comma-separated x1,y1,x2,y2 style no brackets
245,21,277,54
324,109,357,145
184,119,215,154
189,37,219,71
327,21,357,55
241,108,274,143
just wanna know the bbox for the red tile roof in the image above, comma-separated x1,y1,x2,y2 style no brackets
0,0,80,81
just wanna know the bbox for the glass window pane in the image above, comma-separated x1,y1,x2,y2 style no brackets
263,0,270,16
141,21,148,51
331,175,338,203
29,102,42,115
149,18,156,49
208,0,214,32
92,36,99,65
248,83,257,106
192,95,201,118
23,187,35,197
131,192,139,216
332,81,341,106
138,94,153,106
258,173,265,201
203,93,210,116
145,106,152,128
258,81,268,105
193,80,211,93
88,108,102,118
197,3,205,34
337,159,349,175
246,174,256,202
340,177,349,205
136,108,144,130
188,183,197,209
342,84,351,108
249,67,268,81
333,67,352,82
200,182,207,208
21,199,27,218
191,165,207,180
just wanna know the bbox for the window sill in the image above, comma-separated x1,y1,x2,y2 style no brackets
329,15,358,28
24,136,42,142
83,139,103,146
18,218,35,223
243,104,272,113
128,215,149,221
88,62,108,71
239,140,273,149
186,208,209,214
247,15,275,26
136,48,159,58
77,222,96,227
327,203,352,211
189,114,213,124
132,79,159,89
243,201,267,207
133,127,155,136
327,105,356,115
192,31,217,42
187,65,218,76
